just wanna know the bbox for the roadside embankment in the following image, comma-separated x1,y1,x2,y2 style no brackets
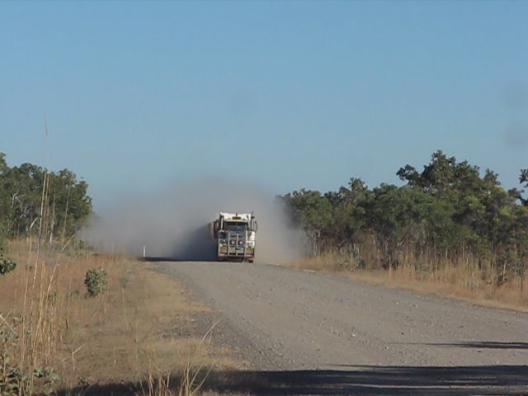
0,240,234,396
286,253,528,312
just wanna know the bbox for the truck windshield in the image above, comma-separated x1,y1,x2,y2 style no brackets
225,222,247,232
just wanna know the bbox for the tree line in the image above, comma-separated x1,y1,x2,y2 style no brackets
280,151,528,283
0,153,92,246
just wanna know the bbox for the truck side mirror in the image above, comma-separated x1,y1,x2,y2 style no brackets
213,220,219,237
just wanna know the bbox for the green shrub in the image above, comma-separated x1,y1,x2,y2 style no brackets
0,236,16,275
84,268,107,297
0,259,16,275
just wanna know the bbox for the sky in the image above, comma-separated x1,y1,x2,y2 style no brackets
1,1,527,209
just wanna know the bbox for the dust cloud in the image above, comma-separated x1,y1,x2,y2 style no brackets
80,179,305,263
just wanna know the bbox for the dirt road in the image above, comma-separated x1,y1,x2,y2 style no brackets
156,261,528,395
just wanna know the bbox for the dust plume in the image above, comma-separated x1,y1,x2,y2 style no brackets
81,179,305,263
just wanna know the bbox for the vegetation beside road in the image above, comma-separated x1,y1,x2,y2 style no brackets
0,153,235,395
1,240,229,395
2,147,527,395
281,151,528,309
0,153,92,244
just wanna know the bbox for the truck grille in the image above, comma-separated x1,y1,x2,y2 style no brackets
226,232,247,256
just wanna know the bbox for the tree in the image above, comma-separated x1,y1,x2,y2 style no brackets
0,153,92,241
279,189,334,253
519,169,528,207
281,150,528,280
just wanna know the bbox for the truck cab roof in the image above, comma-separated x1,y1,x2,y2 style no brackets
219,212,253,222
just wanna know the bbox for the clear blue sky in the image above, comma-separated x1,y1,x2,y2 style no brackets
1,1,527,208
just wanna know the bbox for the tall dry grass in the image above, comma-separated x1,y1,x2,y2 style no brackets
0,239,228,396
288,242,528,311
0,239,125,394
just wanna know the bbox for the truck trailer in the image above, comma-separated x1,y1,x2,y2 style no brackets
212,212,257,262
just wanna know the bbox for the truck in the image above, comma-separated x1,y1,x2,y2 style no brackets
212,212,258,262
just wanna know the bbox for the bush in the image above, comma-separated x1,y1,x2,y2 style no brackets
84,268,107,297
0,259,16,275
0,236,16,275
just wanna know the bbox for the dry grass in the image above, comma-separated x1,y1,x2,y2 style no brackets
0,239,232,395
287,252,528,312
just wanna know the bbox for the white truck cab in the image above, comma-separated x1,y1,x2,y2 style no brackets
213,212,257,262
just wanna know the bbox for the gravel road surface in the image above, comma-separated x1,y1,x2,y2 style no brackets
156,261,528,395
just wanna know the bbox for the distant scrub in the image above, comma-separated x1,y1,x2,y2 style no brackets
0,152,92,243
280,150,528,285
